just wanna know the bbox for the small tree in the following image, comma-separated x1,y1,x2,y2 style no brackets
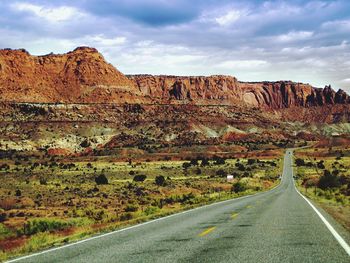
95,174,108,185
133,174,147,182
182,162,191,169
216,169,227,177
295,158,305,167
318,170,340,190
232,181,247,193
317,161,325,169
155,175,166,186
190,159,199,166
247,159,256,165
201,158,209,166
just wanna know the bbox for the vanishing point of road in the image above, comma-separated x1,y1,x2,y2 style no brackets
8,150,350,263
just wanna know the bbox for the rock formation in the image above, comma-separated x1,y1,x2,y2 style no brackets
0,47,143,103
0,47,349,109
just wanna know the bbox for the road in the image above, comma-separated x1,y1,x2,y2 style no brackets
9,150,350,262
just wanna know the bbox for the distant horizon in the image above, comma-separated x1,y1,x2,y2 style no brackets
1,0,349,92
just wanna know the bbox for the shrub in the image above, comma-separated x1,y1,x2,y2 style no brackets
247,159,256,165
0,223,11,236
182,162,191,169
236,163,245,171
23,218,72,235
144,206,160,216
318,170,340,190
155,175,166,186
95,174,108,185
133,174,147,182
80,139,91,148
39,177,47,185
216,169,227,177
232,181,247,193
125,204,139,212
317,161,325,169
213,156,225,165
200,158,209,166
15,189,22,197
0,210,6,222
120,212,133,221
295,158,305,167
190,159,199,166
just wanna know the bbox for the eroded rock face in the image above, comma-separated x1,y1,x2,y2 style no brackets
0,46,349,109
129,74,241,102
0,47,141,103
131,75,350,109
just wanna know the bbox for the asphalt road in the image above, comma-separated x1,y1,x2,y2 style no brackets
9,150,350,263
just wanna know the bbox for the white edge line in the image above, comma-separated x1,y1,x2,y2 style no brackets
291,150,350,257
6,173,282,262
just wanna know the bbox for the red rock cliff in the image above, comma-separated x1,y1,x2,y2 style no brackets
130,75,350,108
0,47,142,103
0,47,349,108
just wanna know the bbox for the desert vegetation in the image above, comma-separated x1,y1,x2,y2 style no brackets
0,148,282,260
294,146,350,231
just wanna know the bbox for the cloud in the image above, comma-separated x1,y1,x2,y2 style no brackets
322,19,350,32
81,0,201,26
217,60,268,69
1,0,350,92
10,2,85,23
276,31,314,42
341,78,350,83
215,10,241,26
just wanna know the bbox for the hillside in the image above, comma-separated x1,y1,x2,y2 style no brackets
0,47,145,103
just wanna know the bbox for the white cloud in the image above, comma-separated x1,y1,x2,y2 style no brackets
322,19,350,32
11,2,85,23
217,59,268,69
341,78,350,83
215,10,241,26
276,31,314,42
199,7,246,27
89,35,126,46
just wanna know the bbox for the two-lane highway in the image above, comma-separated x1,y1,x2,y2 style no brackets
8,150,350,262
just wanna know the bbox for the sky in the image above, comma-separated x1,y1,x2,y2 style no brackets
1,0,350,91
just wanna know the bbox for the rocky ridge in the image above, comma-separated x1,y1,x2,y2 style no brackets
0,47,349,109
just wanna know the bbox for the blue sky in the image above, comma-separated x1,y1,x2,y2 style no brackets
1,0,350,91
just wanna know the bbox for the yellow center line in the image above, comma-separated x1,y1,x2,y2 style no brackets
231,212,239,219
198,226,216,237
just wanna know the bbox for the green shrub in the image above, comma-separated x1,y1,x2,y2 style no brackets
125,204,139,212
0,223,12,238
155,175,166,186
232,181,247,193
120,212,133,221
216,169,227,177
144,206,160,216
318,170,340,190
0,209,6,222
24,232,55,252
23,218,72,235
133,174,147,182
95,174,108,185
295,158,305,166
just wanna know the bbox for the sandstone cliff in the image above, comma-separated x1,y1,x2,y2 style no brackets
0,47,144,103
130,75,350,109
0,47,349,109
